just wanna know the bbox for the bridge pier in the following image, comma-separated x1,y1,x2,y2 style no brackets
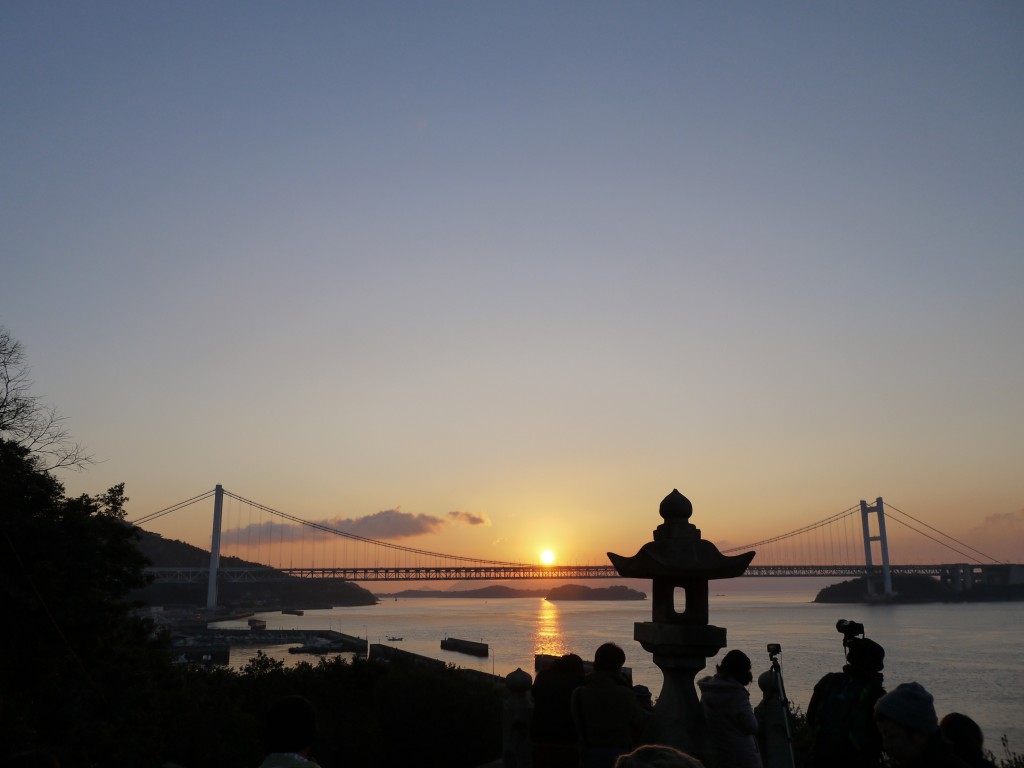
860,497,894,599
206,484,224,609
943,564,974,593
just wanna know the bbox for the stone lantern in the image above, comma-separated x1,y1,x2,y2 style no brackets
608,489,755,756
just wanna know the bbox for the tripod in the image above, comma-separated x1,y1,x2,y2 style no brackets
765,648,796,768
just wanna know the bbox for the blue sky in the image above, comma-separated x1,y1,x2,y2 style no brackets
3,2,1022,565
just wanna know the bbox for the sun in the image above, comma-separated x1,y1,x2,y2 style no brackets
540,549,556,565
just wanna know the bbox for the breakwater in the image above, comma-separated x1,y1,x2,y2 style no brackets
172,628,368,659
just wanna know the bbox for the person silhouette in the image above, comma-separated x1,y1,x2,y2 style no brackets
874,682,969,768
939,712,996,768
697,649,762,768
807,635,886,768
571,643,651,768
532,653,585,768
754,668,793,768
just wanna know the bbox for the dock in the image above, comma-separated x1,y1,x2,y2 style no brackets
441,636,489,657
171,628,368,657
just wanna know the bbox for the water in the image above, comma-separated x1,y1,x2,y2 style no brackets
211,578,1024,755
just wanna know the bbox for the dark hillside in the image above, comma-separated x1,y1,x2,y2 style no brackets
132,530,377,608
815,573,1024,603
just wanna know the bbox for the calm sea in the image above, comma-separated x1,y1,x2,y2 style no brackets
211,578,1024,754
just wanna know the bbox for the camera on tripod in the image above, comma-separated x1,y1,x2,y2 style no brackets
767,642,782,658
836,619,865,646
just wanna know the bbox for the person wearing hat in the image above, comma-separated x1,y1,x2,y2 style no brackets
697,649,762,768
874,682,969,768
806,636,886,768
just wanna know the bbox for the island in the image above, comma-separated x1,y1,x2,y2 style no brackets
378,584,646,600
815,573,1024,604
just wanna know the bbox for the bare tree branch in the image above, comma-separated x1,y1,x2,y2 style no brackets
0,327,94,471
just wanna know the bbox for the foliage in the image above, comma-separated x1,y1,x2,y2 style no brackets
153,653,506,768
0,331,501,766
786,705,813,766
0,439,175,767
1,435,506,767
996,735,1024,768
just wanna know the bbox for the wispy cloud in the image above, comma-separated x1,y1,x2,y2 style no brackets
970,509,1024,532
449,510,489,526
964,508,1024,561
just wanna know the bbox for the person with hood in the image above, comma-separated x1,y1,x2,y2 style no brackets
698,649,762,768
874,682,969,768
806,636,886,768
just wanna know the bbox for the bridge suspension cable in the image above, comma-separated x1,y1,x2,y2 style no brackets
129,489,218,526
884,503,1003,564
220,490,528,567
721,504,860,554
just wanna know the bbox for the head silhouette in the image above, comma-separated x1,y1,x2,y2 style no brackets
940,712,987,763
717,649,753,686
594,642,627,672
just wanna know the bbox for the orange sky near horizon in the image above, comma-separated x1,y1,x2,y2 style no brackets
5,3,1022,570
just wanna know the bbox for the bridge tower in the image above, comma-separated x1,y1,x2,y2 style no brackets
860,497,894,599
206,484,224,609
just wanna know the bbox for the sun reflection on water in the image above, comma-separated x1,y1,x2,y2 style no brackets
533,598,570,657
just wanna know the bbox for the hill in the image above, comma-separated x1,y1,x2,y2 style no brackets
382,585,546,599
380,584,646,600
546,584,646,600
814,573,1024,603
133,530,377,609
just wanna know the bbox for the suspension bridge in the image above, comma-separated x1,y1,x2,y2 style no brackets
132,486,1014,608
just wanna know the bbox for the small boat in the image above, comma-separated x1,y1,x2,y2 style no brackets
282,608,304,616
386,636,403,642
247,618,267,630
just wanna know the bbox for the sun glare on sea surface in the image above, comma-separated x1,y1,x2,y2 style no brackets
540,549,555,565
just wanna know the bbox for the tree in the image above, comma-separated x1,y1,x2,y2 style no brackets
0,326,92,471
0,438,174,766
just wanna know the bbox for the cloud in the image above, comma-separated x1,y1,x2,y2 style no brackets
448,509,489,526
222,506,493,547
222,507,448,544
329,508,446,540
970,509,1024,532
964,508,1024,561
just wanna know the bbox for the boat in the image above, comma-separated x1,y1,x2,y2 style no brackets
440,636,488,657
247,618,267,630
282,608,304,616
386,636,403,642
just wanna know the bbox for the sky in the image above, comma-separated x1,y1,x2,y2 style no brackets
3,1,1023,568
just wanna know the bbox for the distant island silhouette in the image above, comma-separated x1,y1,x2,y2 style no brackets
815,573,1024,603
378,584,646,600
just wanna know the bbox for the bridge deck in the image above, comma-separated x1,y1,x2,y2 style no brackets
144,563,956,583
